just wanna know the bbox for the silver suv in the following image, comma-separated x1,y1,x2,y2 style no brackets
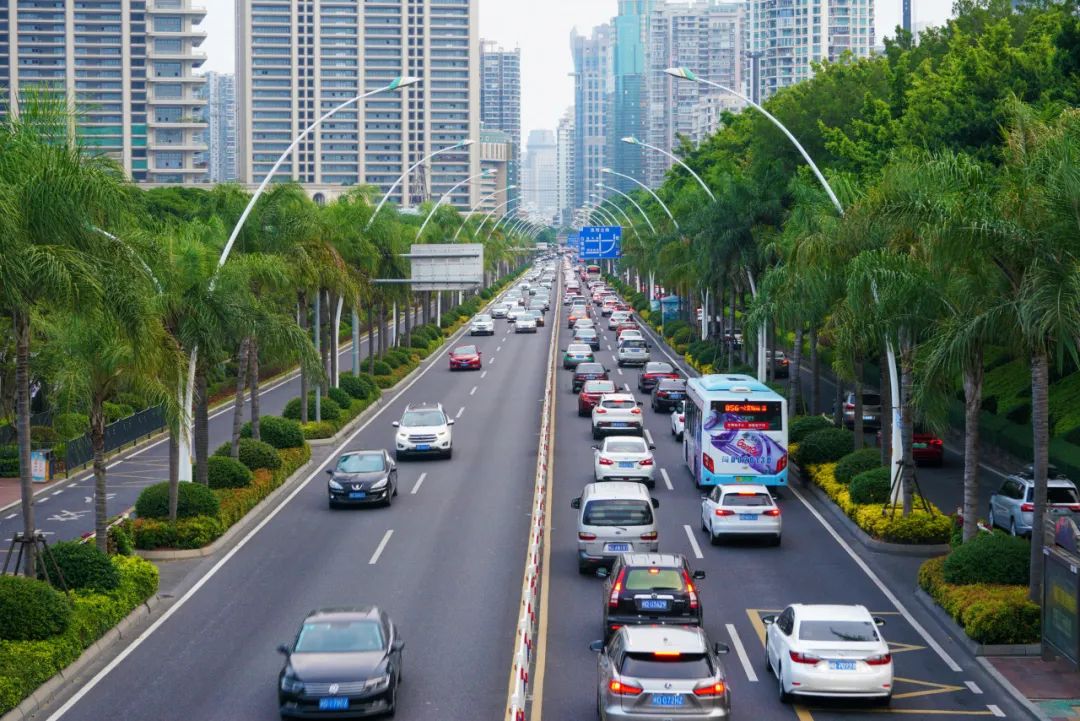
989,465,1080,536
392,403,454,460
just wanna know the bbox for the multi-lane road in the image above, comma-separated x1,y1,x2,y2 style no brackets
33,261,1035,721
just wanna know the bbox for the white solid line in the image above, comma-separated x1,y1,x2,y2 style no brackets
470,386,478,396
43,305,479,721
661,468,673,491
987,705,1005,718
644,429,654,445
683,524,704,559
456,406,465,419
410,473,427,495
368,530,394,565
789,484,962,672
481,370,488,379
725,623,759,683
965,681,983,695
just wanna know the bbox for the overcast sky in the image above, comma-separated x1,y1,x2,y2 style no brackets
199,0,954,139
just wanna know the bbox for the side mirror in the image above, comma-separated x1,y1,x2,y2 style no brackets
589,640,605,653
391,639,405,652
570,497,581,509
762,615,778,625
873,617,887,627
692,570,706,580
447,419,455,425
325,469,334,475
595,567,609,579
392,421,400,428
651,498,660,509
277,644,291,656
637,401,644,407
649,444,656,451
591,445,599,451
714,642,731,655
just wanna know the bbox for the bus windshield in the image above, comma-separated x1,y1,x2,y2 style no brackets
708,401,783,431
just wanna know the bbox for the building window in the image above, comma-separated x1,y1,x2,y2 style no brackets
153,16,182,32
154,151,183,169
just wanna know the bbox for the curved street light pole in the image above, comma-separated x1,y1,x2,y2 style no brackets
602,168,678,230
622,136,715,203
416,168,493,239
590,192,638,233
365,137,476,230
179,75,420,483
452,185,518,242
596,182,657,235
475,197,521,238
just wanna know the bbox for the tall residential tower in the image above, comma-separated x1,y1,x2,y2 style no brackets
571,23,613,209
201,71,237,183
480,40,521,206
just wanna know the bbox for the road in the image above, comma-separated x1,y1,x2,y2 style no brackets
39,282,555,721
538,284,1031,721
0,308,430,545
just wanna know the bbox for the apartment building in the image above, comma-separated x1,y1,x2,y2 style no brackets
555,106,575,227
200,71,236,182
480,40,520,206
570,23,613,209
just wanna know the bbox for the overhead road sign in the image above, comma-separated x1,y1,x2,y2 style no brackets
579,226,622,259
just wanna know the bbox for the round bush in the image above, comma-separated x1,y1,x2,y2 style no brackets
672,327,693,345
103,402,134,423
0,575,71,641
207,455,253,489
216,438,281,471
411,336,430,350
835,448,885,486
283,396,341,423
135,481,220,520
302,420,337,439
53,413,89,440
789,415,835,443
849,467,893,504
30,425,60,446
371,360,393,377
338,373,370,400
943,532,1031,586
327,386,353,409
38,540,120,592
254,416,304,449
792,427,854,467
381,353,402,370
115,392,149,411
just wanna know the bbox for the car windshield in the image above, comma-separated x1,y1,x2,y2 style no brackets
862,394,882,406
721,492,772,507
607,439,647,453
474,315,491,322
577,363,603,373
1049,486,1080,503
584,382,616,394
602,399,636,410
798,620,879,643
576,330,597,338
621,340,647,349
568,345,590,354
454,345,478,355
295,620,384,654
658,380,686,390
646,363,674,374
624,568,685,591
583,499,653,526
621,653,712,679
337,454,385,473
401,410,445,427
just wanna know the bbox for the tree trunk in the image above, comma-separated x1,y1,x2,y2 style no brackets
900,340,916,516
248,338,261,441
194,361,209,486
329,292,339,387
789,325,803,418
1029,347,1050,602
404,293,413,349
833,376,844,427
809,327,820,415
91,394,108,554
14,310,35,575
320,291,331,382
962,351,984,541
378,302,387,357
298,294,309,423
880,350,892,467
727,285,736,372
368,305,376,374
230,337,251,458
766,323,775,383
168,425,179,521
853,358,865,449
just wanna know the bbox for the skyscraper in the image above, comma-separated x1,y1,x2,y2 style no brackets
1,0,209,184
571,24,613,210
480,41,521,206
201,72,237,183
556,107,576,227
479,127,512,214
748,0,875,100
236,0,480,208
524,129,557,221
609,0,654,194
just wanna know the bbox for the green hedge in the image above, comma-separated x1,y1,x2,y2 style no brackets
38,541,120,592
283,395,341,423
326,386,353,409
789,415,834,443
134,481,220,520
792,427,854,467
943,533,1030,586
206,456,253,490
213,438,282,472
849,467,892,504
0,576,71,642
835,448,885,486
241,415,304,449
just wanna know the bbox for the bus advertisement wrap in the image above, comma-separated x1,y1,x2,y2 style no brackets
704,401,787,476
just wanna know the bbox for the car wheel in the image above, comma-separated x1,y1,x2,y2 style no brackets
445,447,453,460
386,685,397,717
578,562,591,575
772,534,782,547
592,429,601,440
1009,517,1018,536
778,666,792,704
877,694,892,707
384,487,393,507
677,432,683,442
395,451,404,462
710,529,722,546
328,500,339,510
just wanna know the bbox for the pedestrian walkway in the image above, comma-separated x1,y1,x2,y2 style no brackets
987,656,1080,721
0,476,63,517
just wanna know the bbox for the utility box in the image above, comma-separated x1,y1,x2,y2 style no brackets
1042,517,1080,669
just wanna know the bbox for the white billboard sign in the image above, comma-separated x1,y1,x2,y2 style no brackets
409,244,484,292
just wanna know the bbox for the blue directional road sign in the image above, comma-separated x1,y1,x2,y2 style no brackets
579,226,622,259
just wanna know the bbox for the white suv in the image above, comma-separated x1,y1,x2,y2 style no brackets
591,393,645,439
470,314,494,336
392,403,454,460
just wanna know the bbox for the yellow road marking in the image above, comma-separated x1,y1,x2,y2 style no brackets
746,610,815,721
891,677,966,700
850,710,995,716
888,641,927,655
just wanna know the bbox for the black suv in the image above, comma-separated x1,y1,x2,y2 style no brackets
599,553,705,641
651,378,687,412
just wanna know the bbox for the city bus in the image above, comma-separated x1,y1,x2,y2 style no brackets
683,374,788,488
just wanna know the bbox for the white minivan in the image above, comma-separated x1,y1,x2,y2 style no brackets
571,482,660,574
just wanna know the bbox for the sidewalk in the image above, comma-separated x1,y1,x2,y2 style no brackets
0,476,64,515
986,656,1080,721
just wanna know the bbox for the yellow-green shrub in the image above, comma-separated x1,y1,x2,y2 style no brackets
917,557,1039,645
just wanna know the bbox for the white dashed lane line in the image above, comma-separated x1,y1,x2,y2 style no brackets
481,370,488,379
617,368,623,375
456,406,465,419
4,513,15,520
368,530,394,565
497,346,502,352
51,490,63,496
661,468,673,491
965,682,983,695
683,524,704,559
410,473,427,495
644,429,654,445
725,623,759,683
987,705,1005,718
470,386,478,396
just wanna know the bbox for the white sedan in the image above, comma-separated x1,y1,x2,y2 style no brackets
506,306,524,322
671,400,685,440
700,484,782,545
765,604,893,705
617,328,644,344
592,435,656,486
514,314,538,333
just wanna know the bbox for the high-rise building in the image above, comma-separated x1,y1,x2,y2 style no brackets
609,0,654,195
201,72,236,183
524,129,557,221
1,0,209,184
556,107,576,227
479,127,511,214
236,0,480,209
480,40,521,206
747,0,875,100
571,23,613,210
645,1,745,187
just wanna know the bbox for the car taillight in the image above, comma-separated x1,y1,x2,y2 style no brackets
789,651,821,664
714,509,734,517
865,653,892,666
640,531,658,541
693,681,726,697
776,454,788,472
702,453,714,472
1066,504,1080,512
608,680,643,696
763,508,781,516
930,439,944,447
631,407,642,415
679,415,685,422
682,569,699,609
640,458,654,466
1021,503,1034,512
598,457,614,466
609,568,626,608
578,532,597,541
595,407,607,414
844,403,855,410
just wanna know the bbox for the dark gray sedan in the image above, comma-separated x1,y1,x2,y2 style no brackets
326,450,398,509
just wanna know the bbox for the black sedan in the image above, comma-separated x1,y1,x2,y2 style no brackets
278,606,404,718
326,450,398,508
651,377,688,412
572,362,610,393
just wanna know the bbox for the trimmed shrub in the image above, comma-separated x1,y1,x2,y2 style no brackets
943,533,1030,586
381,353,402,370
0,446,17,477
134,481,220,520
919,557,1040,645
107,522,135,556
115,392,149,411
30,426,60,446
371,360,393,377
849,467,892,504
38,541,120,592
207,455,253,489
302,421,337,439
102,402,134,423
53,413,89,441
835,448,884,486
327,386,352,409
792,427,854,467
411,335,431,349
130,515,225,550
283,396,342,423
213,438,282,471
789,415,834,443
254,416,304,449
671,327,693,345
0,575,71,641
339,373,372,400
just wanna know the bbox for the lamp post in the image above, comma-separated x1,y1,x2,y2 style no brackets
590,192,638,233
178,75,420,483
474,197,522,237
621,136,715,202
365,137,476,230
602,168,678,229
596,182,656,235
416,168,494,239
452,190,518,241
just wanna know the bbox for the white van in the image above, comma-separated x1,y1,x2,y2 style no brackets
571,482,660,574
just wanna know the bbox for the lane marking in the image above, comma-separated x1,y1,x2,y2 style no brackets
497,345,502,352
617,367,623,375
481,370,488,379
470,386,478,396
644,429,653,445
789,483,962,672
987,705,1005,718
623,383,630,392
661,468,673,491
892,677,966,700
51,490,63,496
410,472,427,495
683,524,704,559
4,513,16,520
965,681,983,695
456,406,465,419
490,357,496,365
368,530,393,565
724,623,759,683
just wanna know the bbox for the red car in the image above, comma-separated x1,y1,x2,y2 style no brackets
875,428,944,466
579,379,618,416
615,319,641,334
449,344,482,371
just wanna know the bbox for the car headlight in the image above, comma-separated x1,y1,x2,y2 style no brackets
364,673,392,691
370,476,388,490
437,430,449,437
281,672,304,693
396,432,408,442
328,479,343,491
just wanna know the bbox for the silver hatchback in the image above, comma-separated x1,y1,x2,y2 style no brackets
590,625,731,720
989,465,1080,536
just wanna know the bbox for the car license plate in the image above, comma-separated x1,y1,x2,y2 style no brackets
669,393,684,399
863,415,874,421
605,543,631,552
619,461,635,468
349,492,366,499
735,476,754,483
640,599,670,611
739,513,757,521
612,422,628,427
651,694,684,707
319,698,349,710
913,442,927,449
416,444,430,451
828,660,856,671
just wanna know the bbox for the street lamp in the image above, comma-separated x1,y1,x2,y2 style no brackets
621,136,715,203
590,192,638,233
475,197,522,236
602,168,678,229
416,168,494,239
178,75,421,483
365,138,475,230
596,182,656,235
452,190,518,241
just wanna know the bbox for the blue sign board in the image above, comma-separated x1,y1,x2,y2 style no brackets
579,226,622,259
